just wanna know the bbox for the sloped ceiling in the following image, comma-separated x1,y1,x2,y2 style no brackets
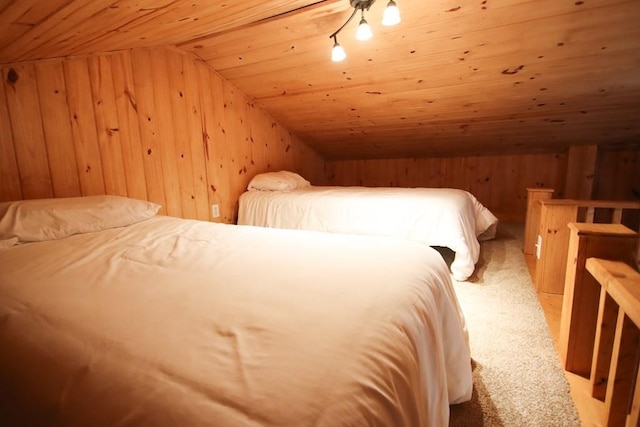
1,0,639,159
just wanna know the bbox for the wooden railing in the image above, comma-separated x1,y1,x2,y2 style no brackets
523,188,640,294
583,258,640,426
559,223,640,426
560,223,638,375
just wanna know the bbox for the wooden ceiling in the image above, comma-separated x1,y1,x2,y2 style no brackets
1,0,639,160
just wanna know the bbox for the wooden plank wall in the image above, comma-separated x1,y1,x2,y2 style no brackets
326,146,640,222
564,145,598,200
0,47,326,223
594,146,640,201
326,153,569,222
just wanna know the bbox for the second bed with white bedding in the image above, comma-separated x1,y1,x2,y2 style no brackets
239,186,499,281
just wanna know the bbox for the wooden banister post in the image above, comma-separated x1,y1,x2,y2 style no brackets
523,188,554,255
535,200,578,294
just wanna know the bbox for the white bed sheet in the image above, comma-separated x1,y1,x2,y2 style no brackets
238,186,499,281
0,215,471,427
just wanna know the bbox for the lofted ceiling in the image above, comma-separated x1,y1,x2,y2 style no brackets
1,0,639,160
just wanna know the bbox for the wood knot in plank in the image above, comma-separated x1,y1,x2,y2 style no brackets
501,65,525,75
6,68,18,85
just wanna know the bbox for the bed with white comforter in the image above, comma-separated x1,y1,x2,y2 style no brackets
239,183,499,281
0,196,472,427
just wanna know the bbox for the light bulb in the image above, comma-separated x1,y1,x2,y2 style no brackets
331,42,346,62
355,17,372,41
382,0,401,26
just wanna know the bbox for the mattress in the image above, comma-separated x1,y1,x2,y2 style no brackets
238,186,499,281
0,215,472,427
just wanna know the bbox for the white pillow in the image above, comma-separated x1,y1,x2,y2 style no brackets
247,170,311,191
0,195,161,245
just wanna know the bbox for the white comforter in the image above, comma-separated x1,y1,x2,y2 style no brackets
238,186,499,281
0,216,471,427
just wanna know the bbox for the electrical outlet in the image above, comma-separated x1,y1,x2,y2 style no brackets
211,204,220,218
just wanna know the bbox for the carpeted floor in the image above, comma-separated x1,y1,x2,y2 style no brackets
446,222,581,426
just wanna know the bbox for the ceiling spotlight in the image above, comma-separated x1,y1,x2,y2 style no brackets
331,36,347,62
382,0,401,26
355,13,372,41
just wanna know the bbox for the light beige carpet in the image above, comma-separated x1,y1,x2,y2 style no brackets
447,222,581,426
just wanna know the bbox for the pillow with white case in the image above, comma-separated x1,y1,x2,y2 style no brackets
247,170,311,191
0,195,161,246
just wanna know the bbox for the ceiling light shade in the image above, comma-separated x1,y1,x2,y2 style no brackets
355,16,372,41
331,38,347,62
382,0,401,26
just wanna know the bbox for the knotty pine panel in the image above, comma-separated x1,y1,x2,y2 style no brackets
326,153,569,222
2,63,53,199
130,49,168,214
594,146,640,201
34,60,82,198
64,57,108,197
171,52,210,221
0,47,326,223
88,55,129,198
147,49,184,217
110,52,149,203
0,78,21,202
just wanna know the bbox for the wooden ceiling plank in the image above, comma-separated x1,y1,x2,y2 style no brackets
282,98,640,130
311,123,636,160
0,0,36,51
227,45,640,110
35,0,183,59
177,0,347,50
1,0,124,63
263,105,640,143
71,0,327,58
208,4,640,92
197,0,637,73
300,107,640,135
181,1,349,61
69,0,267,56
0,0,75,57
0,0,325,63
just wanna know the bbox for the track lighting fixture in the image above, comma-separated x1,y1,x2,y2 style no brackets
329,0,401,62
